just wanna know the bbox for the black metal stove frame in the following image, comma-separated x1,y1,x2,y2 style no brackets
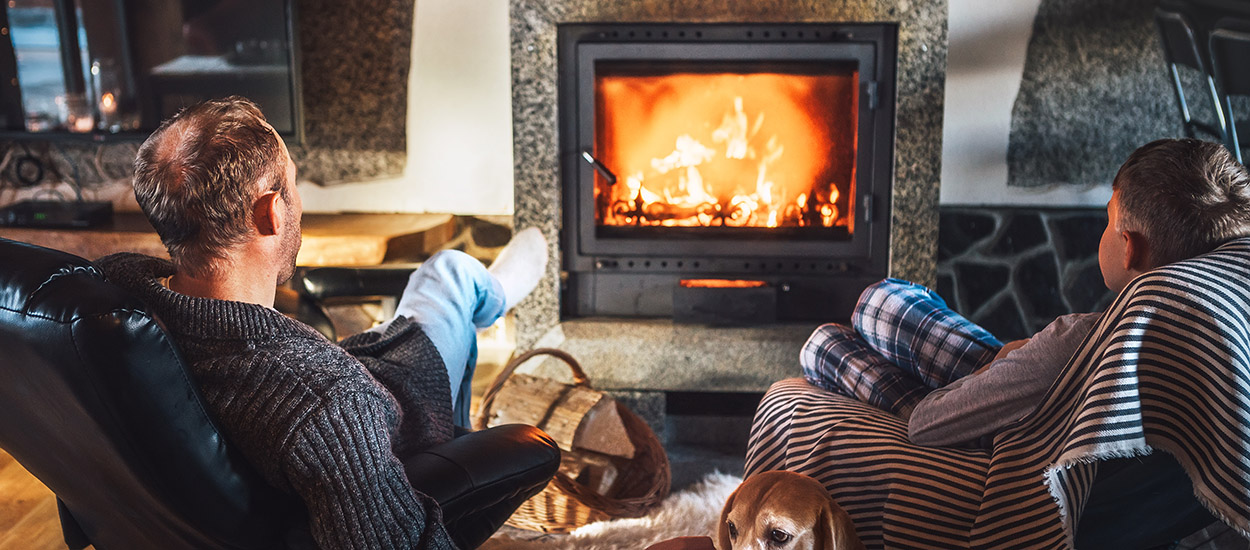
558,22,897,322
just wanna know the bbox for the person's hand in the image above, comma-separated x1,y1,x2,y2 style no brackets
993,339,1030,361
974,339,1030,374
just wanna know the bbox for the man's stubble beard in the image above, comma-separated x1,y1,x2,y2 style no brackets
276,208,301,285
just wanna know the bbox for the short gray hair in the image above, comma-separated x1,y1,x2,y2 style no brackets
132,96,287,277
1113,138,1250,267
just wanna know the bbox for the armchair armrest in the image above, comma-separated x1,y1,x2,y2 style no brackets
404,424,560,549
287,264,423,340
293,264,423,302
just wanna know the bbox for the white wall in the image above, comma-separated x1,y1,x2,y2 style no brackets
298,0,515,215
305,0,1117,213
939,0,1111,207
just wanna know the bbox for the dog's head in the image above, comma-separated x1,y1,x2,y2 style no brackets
716,471,864,550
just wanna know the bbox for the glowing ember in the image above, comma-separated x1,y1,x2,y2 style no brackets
680,279,769,288
593,69,858,232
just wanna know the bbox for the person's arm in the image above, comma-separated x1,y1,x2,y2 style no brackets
340,317,455,456
980,338,1031,371
907,313,1101,448
281,389,457,550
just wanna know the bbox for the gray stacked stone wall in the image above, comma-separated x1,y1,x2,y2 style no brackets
936,206,1114,341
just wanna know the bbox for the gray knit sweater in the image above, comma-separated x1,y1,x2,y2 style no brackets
97,253,458,550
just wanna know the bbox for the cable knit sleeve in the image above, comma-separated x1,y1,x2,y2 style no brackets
339,316,455,456
282,389,457,550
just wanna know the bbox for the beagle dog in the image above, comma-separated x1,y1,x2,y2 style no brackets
717,471,864,550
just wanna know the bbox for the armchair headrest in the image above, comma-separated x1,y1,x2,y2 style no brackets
0,239,119,321
0,238,293,549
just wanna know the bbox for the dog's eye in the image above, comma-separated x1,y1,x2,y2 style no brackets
727,520,738,539
769,529,792,544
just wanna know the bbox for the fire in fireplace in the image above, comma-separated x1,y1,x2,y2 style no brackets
594,65,858,235
559,23,897,323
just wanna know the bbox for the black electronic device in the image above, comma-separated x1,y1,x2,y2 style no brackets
0,200,113,229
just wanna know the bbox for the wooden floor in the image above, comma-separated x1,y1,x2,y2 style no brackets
0,449,72,550
3,443,1248,549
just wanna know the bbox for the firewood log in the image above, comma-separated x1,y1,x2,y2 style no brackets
484,373,637,459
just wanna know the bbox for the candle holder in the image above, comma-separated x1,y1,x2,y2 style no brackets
64,93,94,133
92,59,124,133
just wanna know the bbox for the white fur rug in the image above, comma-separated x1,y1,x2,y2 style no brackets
480,472,741,550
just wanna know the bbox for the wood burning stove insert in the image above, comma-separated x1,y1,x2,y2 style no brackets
559,23,897,323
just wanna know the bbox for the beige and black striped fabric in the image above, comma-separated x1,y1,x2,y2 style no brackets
746,237,1250,549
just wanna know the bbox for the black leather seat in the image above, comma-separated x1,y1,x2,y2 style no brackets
0,238,558,549
290,263,424,340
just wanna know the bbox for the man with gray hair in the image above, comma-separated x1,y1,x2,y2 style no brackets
98,96,553,549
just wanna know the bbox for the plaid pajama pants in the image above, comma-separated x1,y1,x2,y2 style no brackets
800,278,1003,420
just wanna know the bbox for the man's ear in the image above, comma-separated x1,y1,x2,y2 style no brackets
1121,230,1152,272
252,191,281,237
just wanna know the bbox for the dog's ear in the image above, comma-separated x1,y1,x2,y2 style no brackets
816,500,865,550
716,485,738,550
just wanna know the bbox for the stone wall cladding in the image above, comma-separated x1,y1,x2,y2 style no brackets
292,0,413,184
1007,0,1177,188
937,206,1114,341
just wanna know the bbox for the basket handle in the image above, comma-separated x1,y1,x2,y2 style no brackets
473,348,591,431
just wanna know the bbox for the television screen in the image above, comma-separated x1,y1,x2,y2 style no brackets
1,0,302,141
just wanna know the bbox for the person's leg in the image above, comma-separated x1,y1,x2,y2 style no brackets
852,278,1002,389
374,249,506,424
371,229,547,425
800,323,932,419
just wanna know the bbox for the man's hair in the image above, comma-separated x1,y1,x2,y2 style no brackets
133,96,288,278
1113,138,1250,267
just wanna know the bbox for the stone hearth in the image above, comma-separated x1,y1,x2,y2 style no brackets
526,320,817,393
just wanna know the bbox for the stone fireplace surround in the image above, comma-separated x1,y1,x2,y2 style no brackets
509,0,948,407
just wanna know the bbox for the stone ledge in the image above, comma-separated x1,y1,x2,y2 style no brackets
517,318,818,393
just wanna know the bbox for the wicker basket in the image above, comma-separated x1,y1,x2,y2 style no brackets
474,348,671,533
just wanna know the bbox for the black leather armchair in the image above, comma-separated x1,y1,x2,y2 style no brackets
0,238,558,549
289,263,423,340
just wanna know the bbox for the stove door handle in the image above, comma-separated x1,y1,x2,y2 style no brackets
581,150,618,185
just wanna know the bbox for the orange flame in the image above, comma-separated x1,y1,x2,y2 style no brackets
594,69,858,231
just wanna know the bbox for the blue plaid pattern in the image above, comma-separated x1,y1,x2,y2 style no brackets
801,278,1002,418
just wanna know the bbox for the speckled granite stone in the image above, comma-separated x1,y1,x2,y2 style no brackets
292,0,413,184
520,319,819,393
512,0,948,349
1007,0,1178,188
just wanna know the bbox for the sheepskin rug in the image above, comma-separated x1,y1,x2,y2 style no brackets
480,472,741,550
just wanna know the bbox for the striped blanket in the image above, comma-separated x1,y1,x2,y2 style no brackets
746,237,1250,549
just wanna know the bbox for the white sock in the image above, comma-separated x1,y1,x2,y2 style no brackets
488,227,548,311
